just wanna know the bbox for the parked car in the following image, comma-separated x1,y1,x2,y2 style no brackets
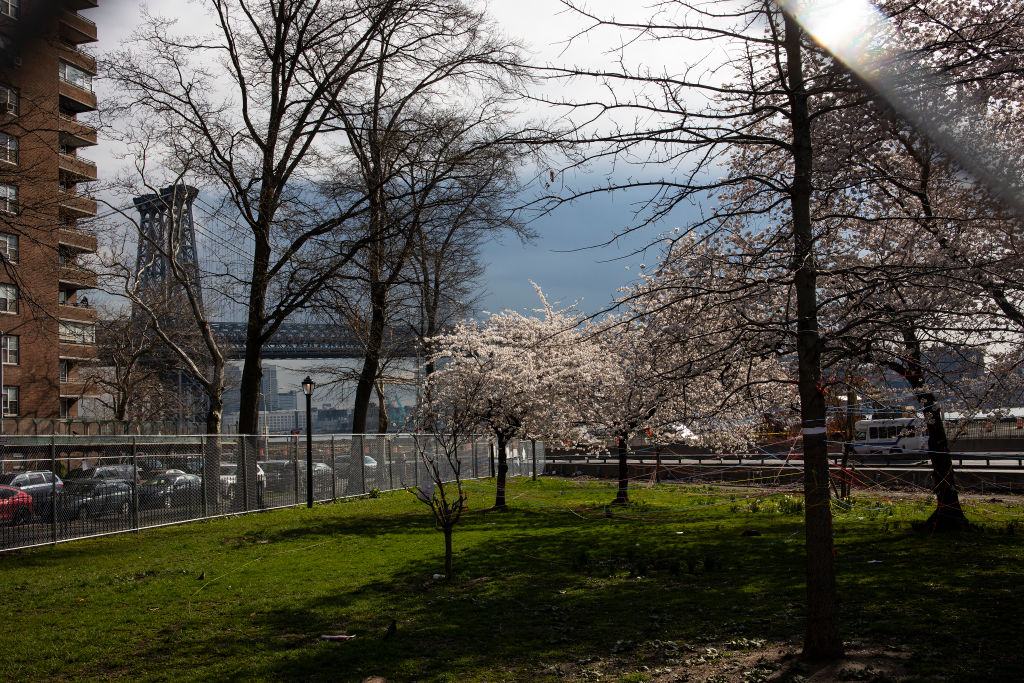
260,460,298,493
0,471,63,519
261,460,333,493
219,463,266,500
64,479,132,520
137,458,166,478
139,473,202,510
309,462,334,496
0,485,33,525
66,465,140,485
183,456,204,475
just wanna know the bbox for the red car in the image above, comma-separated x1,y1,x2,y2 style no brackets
0,485,33,526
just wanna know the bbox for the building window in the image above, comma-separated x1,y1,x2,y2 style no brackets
1,334,17,364
59,61,93,92
59,359,69,382
0,132,16,164
59,320,95,344
0,0,18,19
0,232,17,262
0,84,17,115
2,386,17,417
0,184,16,213
60,397,75,419
0,283,16,313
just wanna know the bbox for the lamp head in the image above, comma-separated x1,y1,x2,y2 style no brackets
301,376,315,396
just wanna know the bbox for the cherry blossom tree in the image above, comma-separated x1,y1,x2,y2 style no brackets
791,0,1024,529
535,0,1024,658
425,287,585,509
535,0,861,658
570,312,680,505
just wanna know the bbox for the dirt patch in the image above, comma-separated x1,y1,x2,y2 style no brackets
536,639,915,682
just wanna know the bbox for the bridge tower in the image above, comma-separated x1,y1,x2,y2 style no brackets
132,184,207,426
133,184,203,308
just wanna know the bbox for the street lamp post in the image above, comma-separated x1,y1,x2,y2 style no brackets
302,376,314,508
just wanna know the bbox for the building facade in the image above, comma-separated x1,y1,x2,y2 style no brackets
0,0,99,423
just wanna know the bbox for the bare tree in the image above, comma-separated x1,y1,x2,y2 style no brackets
84,305,194,424
317,107,531,432
95,130,232,507
410,369,485,580
321,2,531,435
104,0,401,438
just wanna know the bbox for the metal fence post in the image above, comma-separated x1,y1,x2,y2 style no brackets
331,436,337,500
50,435,57,544
359,435,366,494
387,436,394,491
131,436,139,532
292,435,299,505
200,434,208,518
240,436,249,512
489,442,495,478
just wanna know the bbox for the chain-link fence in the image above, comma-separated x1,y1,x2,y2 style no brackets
0,434,546,552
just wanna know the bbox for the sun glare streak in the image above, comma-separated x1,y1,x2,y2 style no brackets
775,0,1024,220
793,0,889,68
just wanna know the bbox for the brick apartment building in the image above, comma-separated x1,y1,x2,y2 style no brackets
0,0,100,424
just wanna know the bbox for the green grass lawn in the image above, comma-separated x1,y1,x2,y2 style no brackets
1,477,1022,682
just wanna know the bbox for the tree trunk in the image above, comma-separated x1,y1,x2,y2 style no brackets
203,384,223,511
841,379,855,500
237,241,269,436
493,432,508,509
900,327,969,530
352,279,387,434
784,12,842,661
613,436,629,504
375,381,389,434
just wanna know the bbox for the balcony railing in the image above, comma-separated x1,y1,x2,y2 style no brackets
60,222,96,235
59,152,95,165
60,40,94,56
67,12,95,27
59,75,94,94
59,152,98,180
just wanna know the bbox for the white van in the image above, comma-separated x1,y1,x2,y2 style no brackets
852,418,927,456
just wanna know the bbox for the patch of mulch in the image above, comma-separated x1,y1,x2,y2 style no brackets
534,638,914,682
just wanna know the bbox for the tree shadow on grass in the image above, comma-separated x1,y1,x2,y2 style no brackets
235,508,812,681
241,509,1024,681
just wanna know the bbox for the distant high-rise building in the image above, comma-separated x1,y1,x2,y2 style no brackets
222,363,283,415
0,1,100,422
221,365,242,414
262,364,279,411
276,390,297,411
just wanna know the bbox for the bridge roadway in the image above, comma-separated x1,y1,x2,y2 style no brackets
210,322,417,359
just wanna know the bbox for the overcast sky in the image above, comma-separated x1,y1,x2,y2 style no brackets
88,0,701,317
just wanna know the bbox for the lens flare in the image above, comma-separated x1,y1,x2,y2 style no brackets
792,0,889,68
775,0,1024,219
